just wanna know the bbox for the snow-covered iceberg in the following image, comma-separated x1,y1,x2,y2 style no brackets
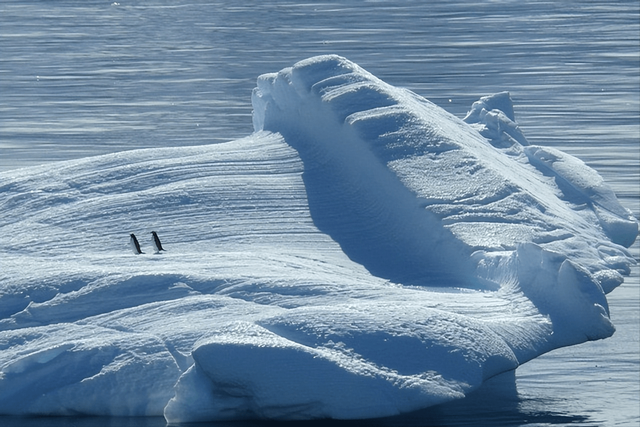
0,55,636,422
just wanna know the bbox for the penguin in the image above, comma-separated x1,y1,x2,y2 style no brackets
150,231,165,254
130,233,144,255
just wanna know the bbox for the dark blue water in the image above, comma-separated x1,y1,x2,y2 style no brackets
1,1,638,426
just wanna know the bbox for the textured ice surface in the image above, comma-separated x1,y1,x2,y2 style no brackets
0,55,636,422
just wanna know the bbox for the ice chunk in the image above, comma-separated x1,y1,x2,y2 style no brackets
463,91,528,149
0,56,636,422
524,145,638,247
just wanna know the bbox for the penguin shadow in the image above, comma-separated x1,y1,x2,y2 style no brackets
129,231,167,256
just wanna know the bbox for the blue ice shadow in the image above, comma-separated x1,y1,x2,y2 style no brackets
0,371,591,427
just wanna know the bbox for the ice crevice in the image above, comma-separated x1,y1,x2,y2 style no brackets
0,55,637,422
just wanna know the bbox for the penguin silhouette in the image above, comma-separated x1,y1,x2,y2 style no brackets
150,231,166,254
130,233,144,255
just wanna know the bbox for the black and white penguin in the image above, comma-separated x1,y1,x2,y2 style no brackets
150,231,165,254
130,233,144,255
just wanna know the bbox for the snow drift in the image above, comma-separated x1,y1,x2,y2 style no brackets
0,55,636,422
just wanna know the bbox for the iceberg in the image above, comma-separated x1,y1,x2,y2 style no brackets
0,55,636,422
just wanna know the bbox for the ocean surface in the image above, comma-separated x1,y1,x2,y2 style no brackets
0,1,638,426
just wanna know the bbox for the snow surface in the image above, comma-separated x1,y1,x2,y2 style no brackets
0,55,637,422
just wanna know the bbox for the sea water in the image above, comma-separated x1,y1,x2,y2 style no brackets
0,1,638,426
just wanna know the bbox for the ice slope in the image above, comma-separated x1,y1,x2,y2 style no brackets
252,55,636,339
0,55,637,422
